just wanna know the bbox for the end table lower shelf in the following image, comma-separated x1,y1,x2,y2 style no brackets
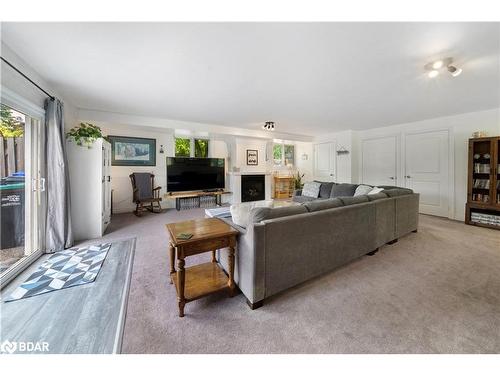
171,262,230,302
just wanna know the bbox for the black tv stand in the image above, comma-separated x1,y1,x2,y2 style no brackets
202,188,223,193
166,190,232,211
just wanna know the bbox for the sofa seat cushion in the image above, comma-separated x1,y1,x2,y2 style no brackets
304,198,344,212
250,205,308,224
292,195,317,203
367,192,389,201
302,181,322,198
353,184,373,196
230,200,273,228
338,195,370,206
330,183,358,198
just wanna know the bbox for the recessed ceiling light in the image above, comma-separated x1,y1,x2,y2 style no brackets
428,70,439,78
432,60,444,69
448,65,462,77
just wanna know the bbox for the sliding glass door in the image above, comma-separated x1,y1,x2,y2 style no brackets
0,103,44,279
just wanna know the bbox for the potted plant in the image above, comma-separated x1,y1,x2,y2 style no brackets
66,122,104,148
293,171,305,189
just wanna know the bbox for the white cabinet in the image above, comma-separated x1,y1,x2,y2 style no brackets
360,130,451,218
67,138,112,241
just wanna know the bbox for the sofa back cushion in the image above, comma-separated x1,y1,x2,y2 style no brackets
230,200,273,228
249,205,309,224
330,183,358,198
338,195,370,206
303,198,344,212
315,181,335,199
383,188,413,197
367,192,389,201
302,181,322,198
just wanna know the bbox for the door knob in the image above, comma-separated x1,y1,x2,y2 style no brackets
389,177,395,180
405,175,411,178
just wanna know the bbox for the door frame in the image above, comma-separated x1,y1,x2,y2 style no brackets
0,86,46,288
313,140,337,182
402,128,455,219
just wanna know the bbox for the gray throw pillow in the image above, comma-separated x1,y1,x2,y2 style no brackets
302,181,322,198
330,183,358,198
314,181,335,199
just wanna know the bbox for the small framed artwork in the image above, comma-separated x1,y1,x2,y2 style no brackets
246,149,258,165
108,135,156,166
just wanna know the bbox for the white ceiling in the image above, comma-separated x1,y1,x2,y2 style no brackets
1,22,499,136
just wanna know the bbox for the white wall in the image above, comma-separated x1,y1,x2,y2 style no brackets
96,124,175,213
317,108,500,221
1,42,78,129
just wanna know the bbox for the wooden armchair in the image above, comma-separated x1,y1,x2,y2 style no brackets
129,173,162,216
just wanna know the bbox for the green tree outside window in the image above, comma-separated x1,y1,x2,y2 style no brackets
194,139,209,158
175,137,191,157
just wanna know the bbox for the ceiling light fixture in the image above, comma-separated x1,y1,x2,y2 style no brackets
447,65,462,77
425,57,462,78
263,121,275,131
428,70,439,78
432,60,444,69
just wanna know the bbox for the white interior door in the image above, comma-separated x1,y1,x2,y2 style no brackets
404,130,449,217
102,141,111,229
314,142,336,181
362,136,397,186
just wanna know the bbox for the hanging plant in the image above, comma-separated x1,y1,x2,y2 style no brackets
66,122,103,148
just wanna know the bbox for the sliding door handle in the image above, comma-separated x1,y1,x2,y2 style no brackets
405,175,412,179
389,176,395,180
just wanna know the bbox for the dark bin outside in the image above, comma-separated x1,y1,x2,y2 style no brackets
0,180,25,250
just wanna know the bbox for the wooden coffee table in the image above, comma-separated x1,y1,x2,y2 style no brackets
165,218,238,317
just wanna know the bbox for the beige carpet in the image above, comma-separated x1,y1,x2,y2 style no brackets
86,209,500,353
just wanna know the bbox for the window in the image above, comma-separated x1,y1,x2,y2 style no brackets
175,137,210,158
284,144,295,166
194,139,209,158
273,142,295,166
1,103,44,280
273,144,282,165
175,137,191,157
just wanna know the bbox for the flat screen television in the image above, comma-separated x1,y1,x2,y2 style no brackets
166,157,225,192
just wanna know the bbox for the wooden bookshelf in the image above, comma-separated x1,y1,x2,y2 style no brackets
465,136,500,230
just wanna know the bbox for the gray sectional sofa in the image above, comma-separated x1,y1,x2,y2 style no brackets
218,184,419,309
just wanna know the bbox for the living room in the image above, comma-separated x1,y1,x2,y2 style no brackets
1,1,500,373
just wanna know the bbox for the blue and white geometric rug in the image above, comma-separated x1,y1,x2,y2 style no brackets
5,243,111,302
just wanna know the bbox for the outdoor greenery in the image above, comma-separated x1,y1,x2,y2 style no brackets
274,143,295,165
66,122,104,147
273,144,282,164
0,104,24,138
194,139,209,158
175,138,209,157
175,137,191,157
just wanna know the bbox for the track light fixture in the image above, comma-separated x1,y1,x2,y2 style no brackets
263,121,275,131
425,57,462,78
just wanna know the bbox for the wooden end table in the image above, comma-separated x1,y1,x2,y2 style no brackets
165,218,238,317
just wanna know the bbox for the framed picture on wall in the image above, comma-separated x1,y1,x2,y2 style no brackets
246,149,258,165
108,135,156,166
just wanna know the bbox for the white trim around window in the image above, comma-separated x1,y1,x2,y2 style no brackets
0,85,45,120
